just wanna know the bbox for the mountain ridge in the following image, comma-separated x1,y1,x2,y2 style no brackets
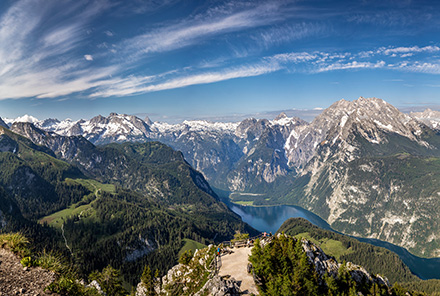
4,97,440,257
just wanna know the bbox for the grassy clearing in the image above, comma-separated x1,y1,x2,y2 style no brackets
39,203,96,229
39,178,115,228
229,192,268,206
232,200,254,206
178,239,206,258
295,232,353,261
65,178,115,194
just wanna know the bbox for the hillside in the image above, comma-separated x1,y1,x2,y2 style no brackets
278,218,418,284
0,126,256,285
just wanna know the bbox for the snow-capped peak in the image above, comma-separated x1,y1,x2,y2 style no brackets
272,112,296,126
5,114,40,125
410,108,440,130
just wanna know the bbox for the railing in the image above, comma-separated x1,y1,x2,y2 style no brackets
218,233,266,249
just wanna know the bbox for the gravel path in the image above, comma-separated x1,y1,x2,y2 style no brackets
0,248,57,295
218,246,259,295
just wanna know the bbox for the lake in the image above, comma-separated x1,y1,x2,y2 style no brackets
224,199,440,280
227,202,331,234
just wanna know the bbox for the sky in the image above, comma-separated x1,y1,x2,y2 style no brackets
0,0,440,123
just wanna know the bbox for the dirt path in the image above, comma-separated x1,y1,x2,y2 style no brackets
218,246,259,295
0,248,57,295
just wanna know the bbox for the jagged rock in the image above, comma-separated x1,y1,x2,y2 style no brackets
300,237,390,288
87,280,104,295
194,275,241,296
301,238,339,278
410,108,440,130
135,282,148,296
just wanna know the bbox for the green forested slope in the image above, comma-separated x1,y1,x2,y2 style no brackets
278,218,418,284
0,127,256,286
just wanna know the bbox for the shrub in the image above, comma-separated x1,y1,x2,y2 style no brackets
37,250,64,273
179,249,193,265
231,230,249,242
89,265,126,296
20,256,35,267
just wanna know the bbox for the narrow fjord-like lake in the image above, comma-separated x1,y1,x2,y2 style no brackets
223,198,440,280
227,202,331,233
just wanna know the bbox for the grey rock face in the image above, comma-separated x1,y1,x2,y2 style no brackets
194,275,241,296
300,238,389,288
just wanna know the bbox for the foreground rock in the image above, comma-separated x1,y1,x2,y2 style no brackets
0,248,56,295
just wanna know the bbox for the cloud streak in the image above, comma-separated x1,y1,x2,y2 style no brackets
90,62,281,97
123,3,285,56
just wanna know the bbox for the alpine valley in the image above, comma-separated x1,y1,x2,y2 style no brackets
5,97,440,261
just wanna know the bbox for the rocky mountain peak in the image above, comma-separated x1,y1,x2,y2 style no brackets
143,116,153,126
89,114,108,125
410,108,440,130
274,112,288,120
235,118,269,139
11,122,46,139
284,97,426,167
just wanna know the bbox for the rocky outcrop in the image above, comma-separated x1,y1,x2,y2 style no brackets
194,275,241,296
301,237,389,287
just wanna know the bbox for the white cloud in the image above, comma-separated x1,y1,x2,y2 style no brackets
124,3,284,55
0,0,118,100
315,60,386,73
398,62,440,74
379,45,440,55
255,22,325,49
91,62,281,97
269,52,318,63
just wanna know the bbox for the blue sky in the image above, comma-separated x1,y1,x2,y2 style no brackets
0,0,440,122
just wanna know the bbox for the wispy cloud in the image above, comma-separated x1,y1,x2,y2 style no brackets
252,22,326,49
0,0,439,103
378,45,440,55
123,3,285,55
0,0,117,100
91,62,281,97
315,61,386,73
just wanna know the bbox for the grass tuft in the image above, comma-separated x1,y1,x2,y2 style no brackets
0,232,30,255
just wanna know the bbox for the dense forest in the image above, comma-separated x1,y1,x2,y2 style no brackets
249,235,419,296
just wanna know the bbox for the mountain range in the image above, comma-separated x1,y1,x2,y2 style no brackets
3,97,440,259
